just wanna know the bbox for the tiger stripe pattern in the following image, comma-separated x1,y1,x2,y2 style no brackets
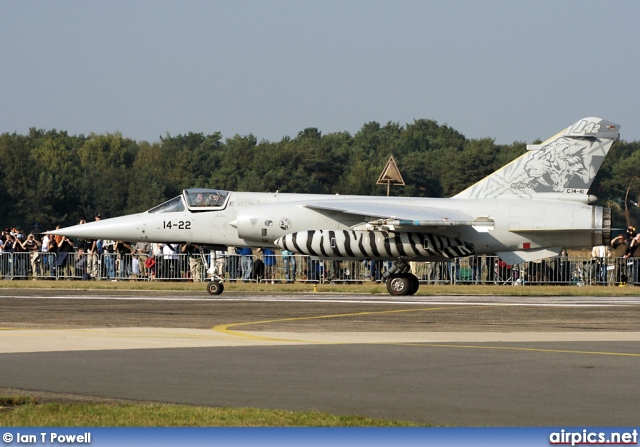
274,230,474,260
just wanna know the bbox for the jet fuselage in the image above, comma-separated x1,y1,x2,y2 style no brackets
61,191,607,261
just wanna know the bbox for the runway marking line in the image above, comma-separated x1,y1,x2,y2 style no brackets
213,305,640,358
0,327,234,341
398,343,640,357
213,305,472,343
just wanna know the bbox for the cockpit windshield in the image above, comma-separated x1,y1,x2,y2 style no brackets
147,196,185,214
184,189,230,210
147,189,230,213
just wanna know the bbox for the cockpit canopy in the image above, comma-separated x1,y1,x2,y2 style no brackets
184,189,230,210
147,189,230,214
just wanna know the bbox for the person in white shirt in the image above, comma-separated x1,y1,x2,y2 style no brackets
591,244,611,285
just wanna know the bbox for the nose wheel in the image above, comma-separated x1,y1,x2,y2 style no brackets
207,280,224,295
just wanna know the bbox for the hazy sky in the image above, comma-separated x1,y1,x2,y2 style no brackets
2,0,639,145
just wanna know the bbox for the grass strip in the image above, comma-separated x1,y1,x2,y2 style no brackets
0,397,421,427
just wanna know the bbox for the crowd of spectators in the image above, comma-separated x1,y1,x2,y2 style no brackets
0,216,294,282
589,225,640,286
2,217,640,285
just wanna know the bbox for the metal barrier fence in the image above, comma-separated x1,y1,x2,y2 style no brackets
1,251,639,286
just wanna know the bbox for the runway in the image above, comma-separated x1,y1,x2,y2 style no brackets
1,289,639,425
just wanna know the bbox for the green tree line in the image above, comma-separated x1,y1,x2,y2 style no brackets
1,121,639,231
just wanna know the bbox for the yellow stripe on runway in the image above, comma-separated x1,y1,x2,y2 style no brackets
398,342,640,357
213,305,640,358
213,306,473,342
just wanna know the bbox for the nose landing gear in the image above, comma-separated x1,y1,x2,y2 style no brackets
207,280,224,295
203,252,225,296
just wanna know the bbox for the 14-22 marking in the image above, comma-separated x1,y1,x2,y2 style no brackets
163,221,191,230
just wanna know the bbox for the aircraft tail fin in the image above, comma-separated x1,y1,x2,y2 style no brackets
454,117,620,202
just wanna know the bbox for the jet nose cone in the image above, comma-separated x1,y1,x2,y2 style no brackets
48,213,147,241
273,237,284,248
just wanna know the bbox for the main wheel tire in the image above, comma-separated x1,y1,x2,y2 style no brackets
207,281,224,295
407,273,420,295
386,274,411,296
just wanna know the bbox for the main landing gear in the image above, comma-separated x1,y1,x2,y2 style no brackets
385,273,420,296
382,258,420,296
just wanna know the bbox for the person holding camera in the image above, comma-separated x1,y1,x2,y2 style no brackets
54,227,75,279
24,233,42,279
12,231,28,277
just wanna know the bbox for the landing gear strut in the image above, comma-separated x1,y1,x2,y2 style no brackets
203,251,225,296
382,258,420,296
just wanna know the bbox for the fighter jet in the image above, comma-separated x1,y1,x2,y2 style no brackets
50,117,620,296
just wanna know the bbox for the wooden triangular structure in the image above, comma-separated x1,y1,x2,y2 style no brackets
377,155,405,196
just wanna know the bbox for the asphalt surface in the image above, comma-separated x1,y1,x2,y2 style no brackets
1,289,639,426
